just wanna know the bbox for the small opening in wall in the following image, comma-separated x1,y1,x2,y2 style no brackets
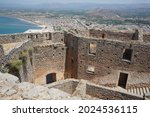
46,73,56,84
122,49,133,61
54,46,57,49
102,33,106,39
89,42,97,55
71,58,74,64
27,35,30,38
86,65,95,74
45,34,47,37
61,39,63,41
118,72,128,89
35,35,38,39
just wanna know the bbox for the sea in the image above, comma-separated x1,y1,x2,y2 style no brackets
0,16,41,34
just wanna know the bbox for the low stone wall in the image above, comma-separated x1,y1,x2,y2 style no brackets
86,83,142,100
0,32,50,44
47,79,79,94
46,79,143,100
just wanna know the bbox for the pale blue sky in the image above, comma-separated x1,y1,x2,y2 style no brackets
0,0,150,4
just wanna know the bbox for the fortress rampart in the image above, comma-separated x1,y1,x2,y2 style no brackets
0,28,150,96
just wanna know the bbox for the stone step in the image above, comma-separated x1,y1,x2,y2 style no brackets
130,89,134,93
149,87,150,92
139,88,143,95
127,87,150,96
133,88,137,94
143,87,147,94
137,88,140,95
145,87,149,93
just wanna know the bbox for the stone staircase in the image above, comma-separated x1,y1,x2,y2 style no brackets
127,87,150,96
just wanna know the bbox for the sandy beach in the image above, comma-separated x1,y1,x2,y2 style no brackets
17,17,46,29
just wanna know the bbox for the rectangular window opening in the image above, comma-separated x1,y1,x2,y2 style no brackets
89,42,97,55
118,72,128,89
122,49,133,61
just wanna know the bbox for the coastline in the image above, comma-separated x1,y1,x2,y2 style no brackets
0,15,46,28
0,15,48,34
17,17,46,29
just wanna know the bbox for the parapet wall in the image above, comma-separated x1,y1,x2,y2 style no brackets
0,34,27,44
89,29,144,42
0,31,65,45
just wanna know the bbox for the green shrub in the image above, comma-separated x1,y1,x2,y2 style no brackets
20,51,28,58
10,59,22,71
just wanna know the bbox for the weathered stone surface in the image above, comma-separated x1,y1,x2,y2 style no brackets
34,86,50,100
0,73,19,98
0,73,84,100
48,88,71,100
0,72,19,84
72,79,86,98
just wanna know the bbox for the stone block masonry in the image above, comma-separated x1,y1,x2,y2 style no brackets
33,44,66,85
64,29,150,90
0,29,150,93
47,79,143,100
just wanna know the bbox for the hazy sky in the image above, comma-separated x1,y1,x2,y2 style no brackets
0,0,150,4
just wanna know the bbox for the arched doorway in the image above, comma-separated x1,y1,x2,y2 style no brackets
46,73,56,84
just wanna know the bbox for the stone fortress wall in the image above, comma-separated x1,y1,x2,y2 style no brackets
0,29,150,96
0,31,66,85
33,31,66,84
65,29,150,91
